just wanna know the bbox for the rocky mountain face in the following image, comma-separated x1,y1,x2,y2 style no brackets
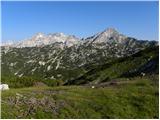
1,28,158,81
10,32,80,48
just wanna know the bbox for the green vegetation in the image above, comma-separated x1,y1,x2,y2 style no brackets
66,46,158,85
1,76,63,88
1,76,158,119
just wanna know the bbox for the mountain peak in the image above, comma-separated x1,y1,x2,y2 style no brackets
11,32,80,48
99,27,120,39
35,32,45,37
33,32,45,40
88,28,127,44
103,28,119,35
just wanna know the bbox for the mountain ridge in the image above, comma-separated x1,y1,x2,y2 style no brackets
2,28,158,48
1,28,158,81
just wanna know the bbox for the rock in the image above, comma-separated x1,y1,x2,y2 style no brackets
141,72,146,76
91,86,95,89
29,97,37,104
0,84,9,90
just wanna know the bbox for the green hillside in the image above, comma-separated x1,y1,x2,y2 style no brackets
66,46,158,85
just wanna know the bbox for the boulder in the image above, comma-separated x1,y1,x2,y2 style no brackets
0,84,9,90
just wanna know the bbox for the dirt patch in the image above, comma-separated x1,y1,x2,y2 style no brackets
86,80,136,88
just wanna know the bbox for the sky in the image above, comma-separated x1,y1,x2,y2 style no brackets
1,1,159,43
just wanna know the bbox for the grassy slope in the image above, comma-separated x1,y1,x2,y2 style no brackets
66,46,158,85
1,76,158,119
1,76,64,88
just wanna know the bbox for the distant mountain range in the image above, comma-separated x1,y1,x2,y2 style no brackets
3,28,158,48
2,28,158,82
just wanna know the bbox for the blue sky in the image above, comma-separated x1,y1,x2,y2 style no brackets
1,1,158,42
